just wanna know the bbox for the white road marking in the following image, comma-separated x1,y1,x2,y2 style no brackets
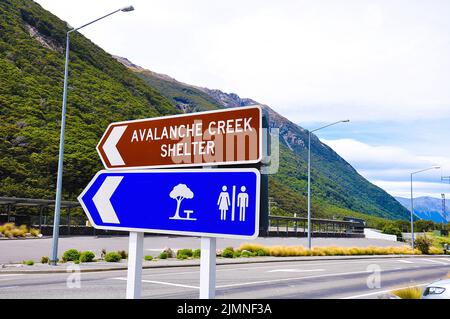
342,282,429,299
0,274,24,277
0,286,19,289
216,269,372,289
397,260,414,264
420,258,449,265
267,269,325,273
112,277,199,290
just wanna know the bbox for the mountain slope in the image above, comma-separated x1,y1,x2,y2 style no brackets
396,196,449,224
117,57,410,222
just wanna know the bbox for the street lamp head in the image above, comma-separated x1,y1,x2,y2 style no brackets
432,165,441,169
121,5,134,12
342,119,350,123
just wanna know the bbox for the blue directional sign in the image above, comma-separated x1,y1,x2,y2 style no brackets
78,169,260,239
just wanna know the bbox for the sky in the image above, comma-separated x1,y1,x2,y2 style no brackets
34,0,450,198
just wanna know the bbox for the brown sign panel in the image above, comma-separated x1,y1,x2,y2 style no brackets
97,106,262,169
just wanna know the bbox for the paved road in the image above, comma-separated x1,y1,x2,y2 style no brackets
0,257,448,299
0,236,405,264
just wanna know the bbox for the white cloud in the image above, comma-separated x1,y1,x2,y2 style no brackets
321,138,450,197
35,0,450,123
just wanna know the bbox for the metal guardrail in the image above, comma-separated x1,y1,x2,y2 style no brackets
268,215,365,238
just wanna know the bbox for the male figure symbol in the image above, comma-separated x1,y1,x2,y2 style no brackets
237,186,249,221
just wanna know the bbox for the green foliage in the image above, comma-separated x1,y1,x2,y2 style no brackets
192,249,201,259
117,250,128,260
158,252,168,259
240,250,252,258
104,252,122,262
40,256,49,264
232,251,241,258
79,251,95,263
221,247,234,258
23,260,34,266
177,249,193,259
144,255,153,261
382,223,402,239
414,220,435,232
414,235,433,254
62,249,80,262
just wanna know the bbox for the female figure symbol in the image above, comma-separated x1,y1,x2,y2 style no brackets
217,185,231,220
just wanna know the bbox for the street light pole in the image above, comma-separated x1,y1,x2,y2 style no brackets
409,165,440,253
307,120,349,250
50,6,135,265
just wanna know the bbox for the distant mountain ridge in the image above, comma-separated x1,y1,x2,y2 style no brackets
395,196,449,224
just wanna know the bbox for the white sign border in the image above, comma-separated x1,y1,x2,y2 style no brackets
96,105,263,170
78,168,261,240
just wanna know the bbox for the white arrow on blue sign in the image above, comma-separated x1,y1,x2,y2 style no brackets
78,169,260,239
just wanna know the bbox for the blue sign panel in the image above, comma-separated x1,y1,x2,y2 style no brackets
78,169,260,239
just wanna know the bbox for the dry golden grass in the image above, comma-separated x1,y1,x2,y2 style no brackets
238,243,419,257
428,246,444,255
0,223,40,238
392,286,422,299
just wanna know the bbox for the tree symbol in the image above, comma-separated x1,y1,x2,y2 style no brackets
169,184,194,219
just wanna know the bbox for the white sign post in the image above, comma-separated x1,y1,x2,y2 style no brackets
199,237,216,299
126,231,144,299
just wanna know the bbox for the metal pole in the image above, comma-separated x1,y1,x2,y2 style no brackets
307,131,312,249
126,231,144,299
50,32,70,265
48,7,134,265
199,237,216,299
410,173,414,252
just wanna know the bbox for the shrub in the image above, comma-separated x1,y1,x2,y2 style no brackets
193,249,201,258
392,286,422,299
104,252,122,262
415,235,433,254
80,251,95,263
23,260,34,266
240,250,252,258
428,246,444,255
117,250,128,259
382,224,402,239
158,252,168,259
162,248,174,258
63,249,81,262
2,223,15,232
40,256,49,264
221,247,234,258
238,243,266,252
30,228,40,237
233,251,241,258
177,249,193,259
255,249,267,256
144,255,153,261
11,228,26,237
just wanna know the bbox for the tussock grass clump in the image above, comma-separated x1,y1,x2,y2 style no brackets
392,286,422,299
0,223,41,238
428,246,444,255
238,243,418,257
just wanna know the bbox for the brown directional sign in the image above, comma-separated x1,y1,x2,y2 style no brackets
97,106,262,169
